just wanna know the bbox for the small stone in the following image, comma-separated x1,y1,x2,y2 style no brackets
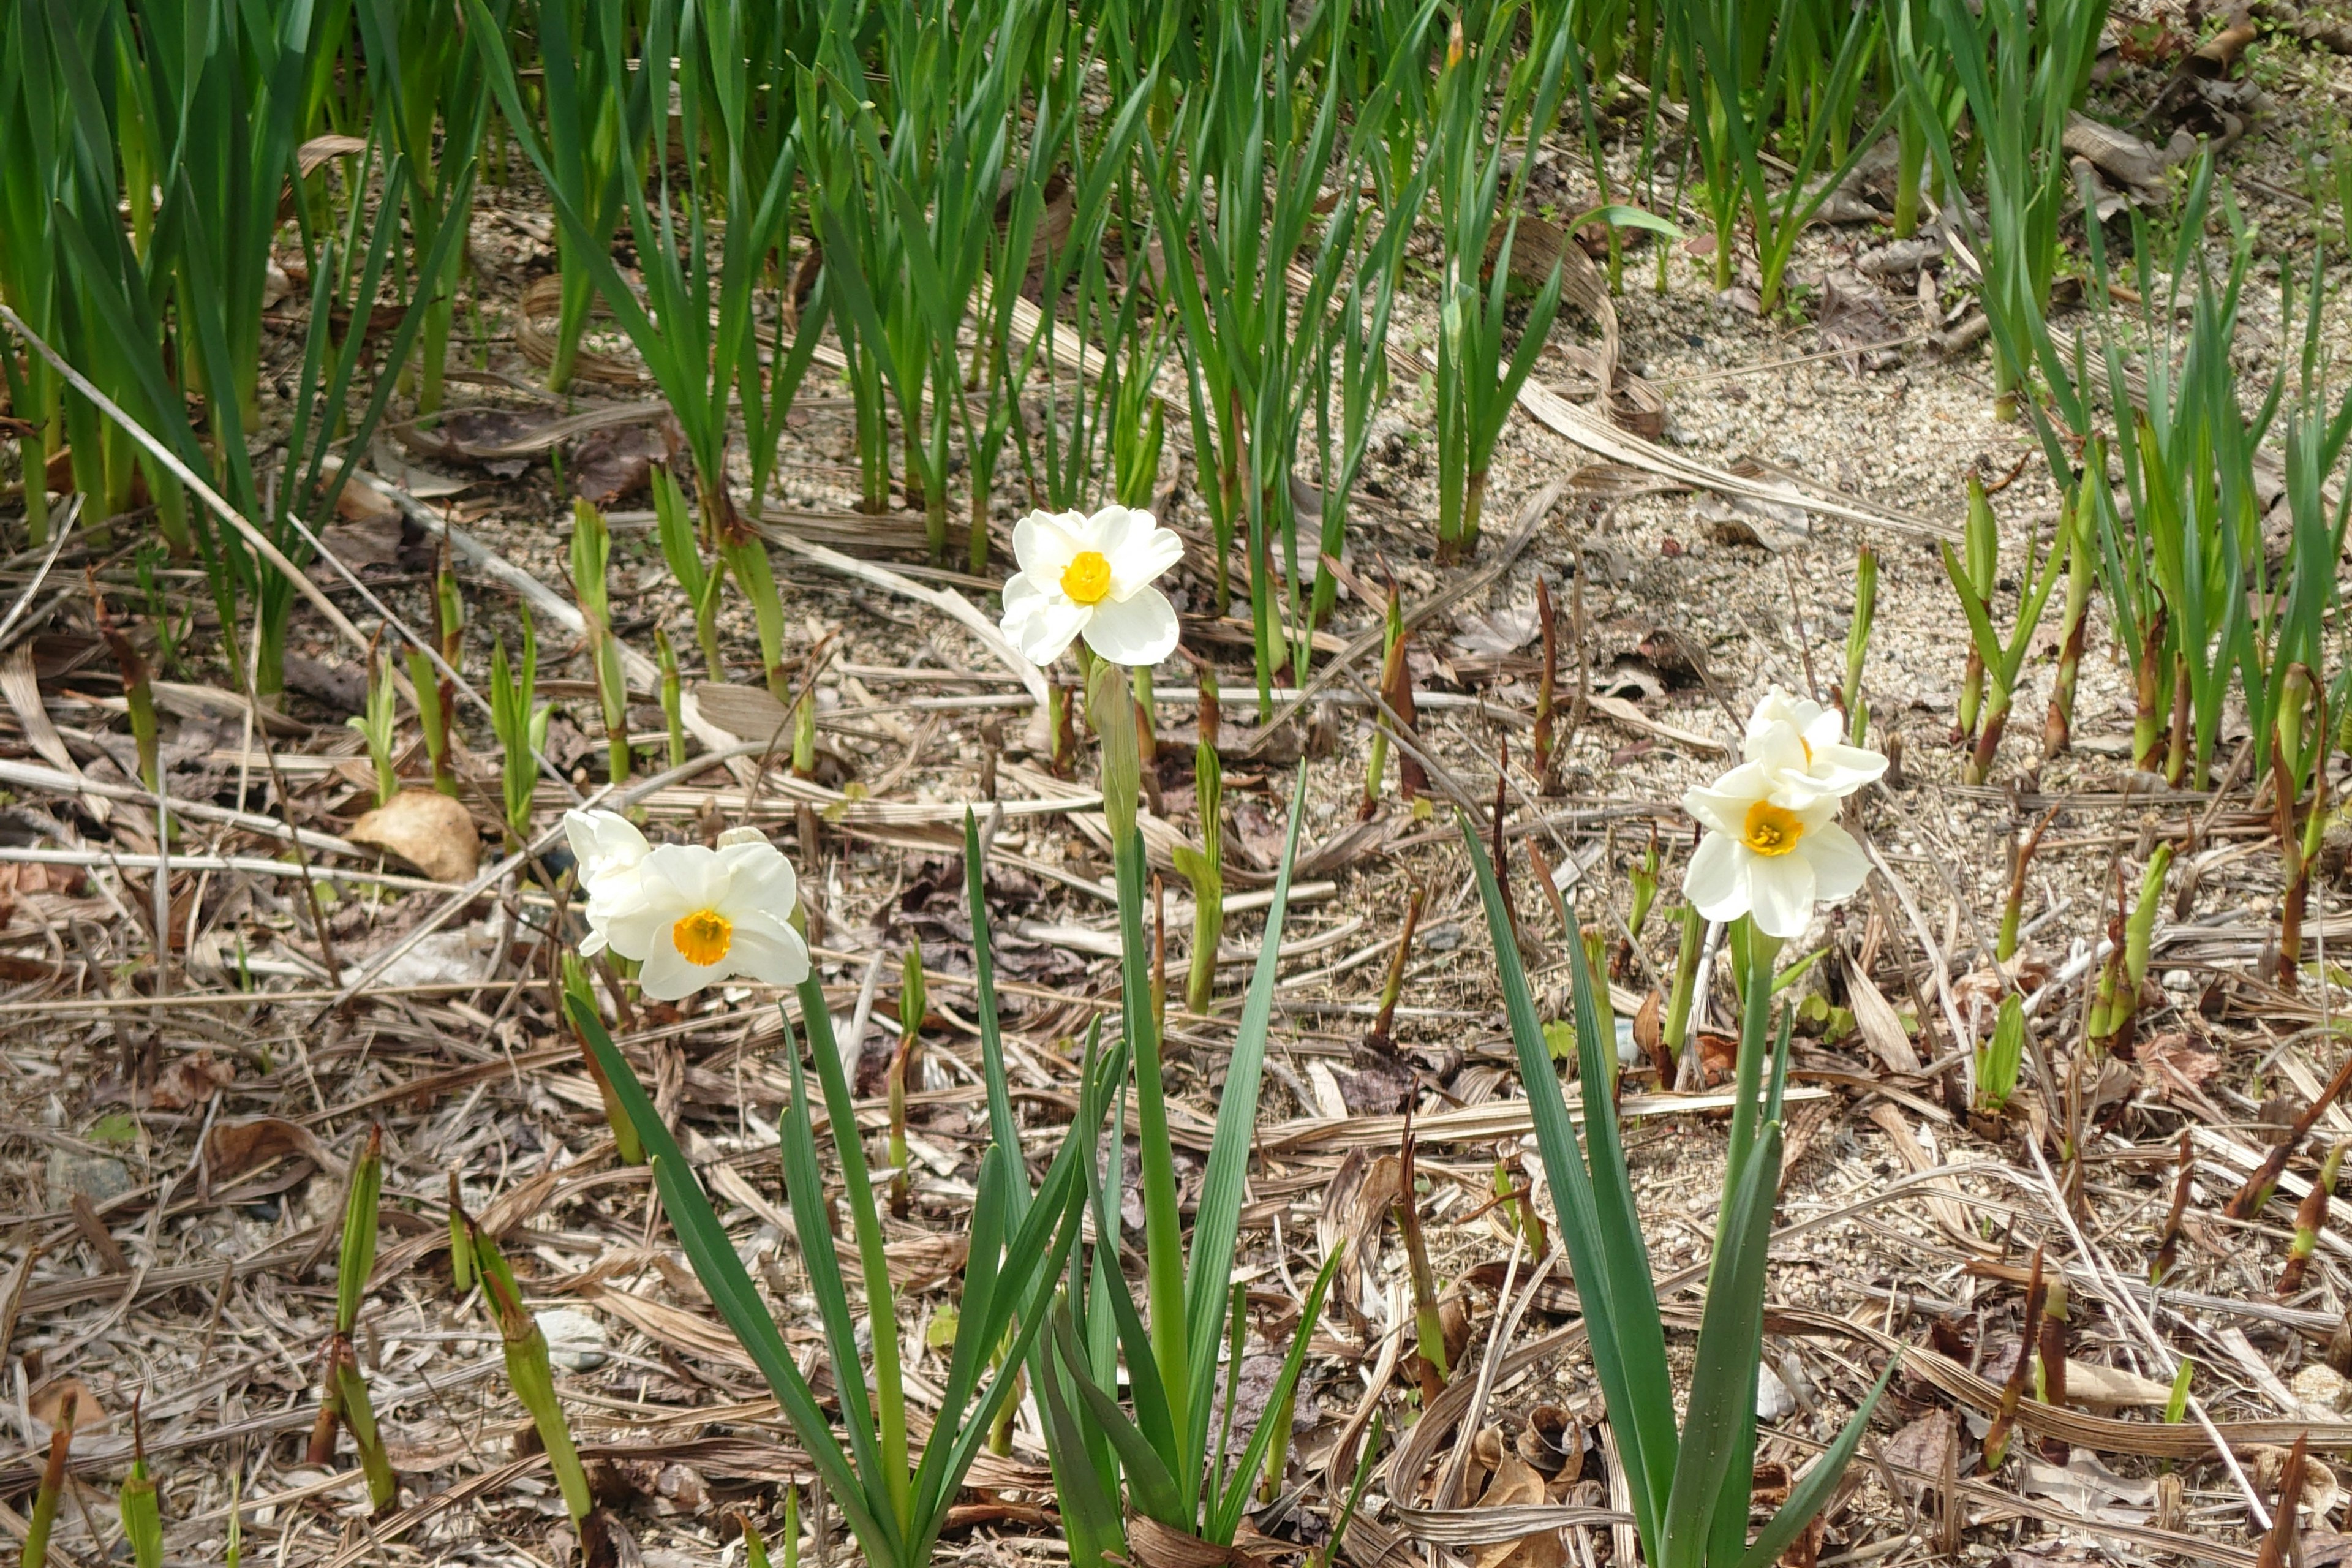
2293,1360,2350,1414
2162,969,2196,993
537,1308,608,1372
47,1149,132,1209
1757,1363,1795,1421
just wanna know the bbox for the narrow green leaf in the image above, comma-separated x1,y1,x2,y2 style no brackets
1661,1123,1782,1568
570,999,891,1559
1185,767,1313,1480
1461,815,1674,1559
1736,1360,1899,1568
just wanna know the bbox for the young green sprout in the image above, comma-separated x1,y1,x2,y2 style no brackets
654,465,725,679
309,1125,394,1512
1172,744,1226,1014
2043,499,2092,756
447,1171,474,1295
1844,545,1877,747
488,611,548,849
1627,832,1660,943
1662,903,1703,1071
121,1400,162,1568
1949,483,1997,746
2279,1139,2347,1297
570,499,631,787
656,627,687,772
2274,665,2328,993
1997,807,2059,962
564,952,641,1165
1942,480,2067,783
2090,845,2172,1055
2035,1271,2068,1417
91,584,162,799
1984,1247,2045,1469
722,530,792,703
459,1203,592,1528
1395,1128,1449,1390
407,551,464,797
1975,995,2026,1116
889,940,927,1218
1367,883,1425,1053
349,650,401,807
791,684,817,780
24,1400,71,1568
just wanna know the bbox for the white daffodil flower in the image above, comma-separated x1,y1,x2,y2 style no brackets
1740,687,1886,807
573,820,810,1000
1681,760,1871,940
564,809,651,957
999,504,1183,666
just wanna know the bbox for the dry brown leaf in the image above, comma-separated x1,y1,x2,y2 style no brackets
2066,1360,2177,1409
349,789,482,883
296,134,369,177
1469,1452,1564,1568
2137,1032,2220,1102
1882,1409,1961,1495
206,1117,341,1185
693,682,793,740
1846,957,1921,1074
570,421,671,507
0,862,89,897
149,1050,234,1110
28,1377,104,1434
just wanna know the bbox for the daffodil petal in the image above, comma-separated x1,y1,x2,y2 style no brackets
641,843,729,914
1011,512,1088,578
565,809,649,886
638,941,709,1001
1684,831,1746,921
600,900,670,962
1084,503,1155,557
1001,574,1089,663
729,922,811,987
1806,741,1887,791
1683,766,1771,836
1107,520,1182,599
721,839,798,918
1741,718,1811,777
1080,584,1180,666
1803,820,1871,902
1746,851,1817,939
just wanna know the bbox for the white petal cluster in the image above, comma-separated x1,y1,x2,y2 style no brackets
1681,688,1887,940
563,811,811,1000
999,505,1183,667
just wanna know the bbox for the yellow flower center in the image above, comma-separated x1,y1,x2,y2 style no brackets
671,907,734,967
1742,799,1804,858
1061,549,1113,605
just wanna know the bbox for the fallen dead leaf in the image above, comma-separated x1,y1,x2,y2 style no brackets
1469,1451,1564,1568
2136,1032,2220,1103
28,1378,104,1434
1452,601,1544,658
1882,1409,1961,1496
570,420,672,507
206,1117,342,1185
0,862,89,897
149,1050,235,1110
349,789,482,884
